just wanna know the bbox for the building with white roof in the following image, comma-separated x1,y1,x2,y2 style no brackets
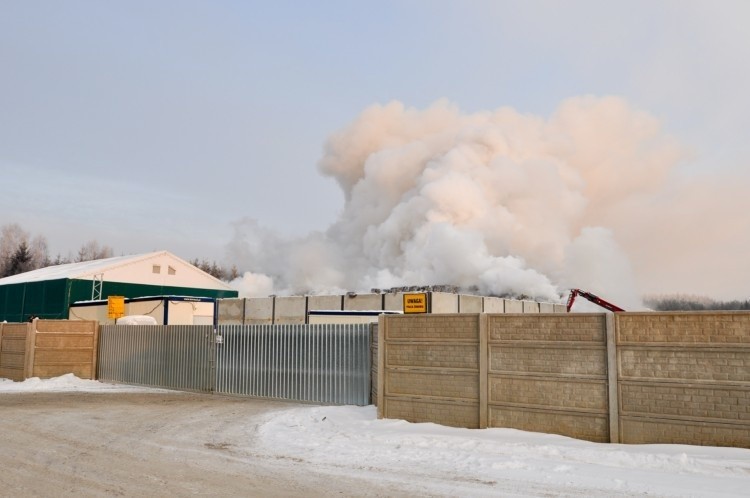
0,251,237,322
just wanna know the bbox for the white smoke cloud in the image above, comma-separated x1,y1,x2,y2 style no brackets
230,271,275,298
560,227,642,310
227,96,699,305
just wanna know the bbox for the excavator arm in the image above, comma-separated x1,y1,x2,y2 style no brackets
566,288,625,313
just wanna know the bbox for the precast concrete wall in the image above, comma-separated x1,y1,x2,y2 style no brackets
504,300,523,313
522,301,540,313
616,312,750,447
32,320,99,379
459,295,483,313
483,297,505,313
378,314,481,428
383,293,404,311
218,298,245,325
378,312,750,448
307,295,343,312
0,322,31,381
431,292,458,313
274,296,306,325
539,303,555,313
0,320,98,381
487,314,609,442
244,297,274,325
344,293,383,311
221,293,565,325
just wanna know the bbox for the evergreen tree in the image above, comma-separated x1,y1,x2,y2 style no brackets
6,241,32,276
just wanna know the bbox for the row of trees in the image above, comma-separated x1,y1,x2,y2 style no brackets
0,223,235,282
0,223,114,278
189,259,239,282
643,295,750,311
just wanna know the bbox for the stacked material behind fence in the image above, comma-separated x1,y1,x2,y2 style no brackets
98,325,214,393
378,312,750,448
0,320,98,381
217,294,564,325
215,324,371,405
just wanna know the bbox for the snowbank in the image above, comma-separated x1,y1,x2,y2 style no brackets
2,375,748,496
0,373,171,393
256,405,750,497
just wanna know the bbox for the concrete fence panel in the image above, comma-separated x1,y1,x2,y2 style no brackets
378,312,750,448
616,312,750,447
378,314,480,428
504,300,523,313
32,320,99,379
430,292,459,313
383,293,404,311
344,293,382,311
308,295,343,312
487,314,609,442
458,295,483,313
482,297,505,313
0,322,31,381
274,296,306,325
244,297,274,325
0,320,98,381
218,298,245,325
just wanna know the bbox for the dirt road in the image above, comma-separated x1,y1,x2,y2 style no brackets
0,391,421,497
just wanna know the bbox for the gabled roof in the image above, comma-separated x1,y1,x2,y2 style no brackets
0,253,149,284
0,250,233,290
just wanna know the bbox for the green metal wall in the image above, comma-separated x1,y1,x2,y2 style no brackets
67,279,237,303
0,278,238,322
0,279,70,322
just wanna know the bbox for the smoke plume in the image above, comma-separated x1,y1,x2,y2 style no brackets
227,96,747,305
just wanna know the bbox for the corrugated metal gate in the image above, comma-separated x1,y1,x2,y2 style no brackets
98,325,215,392
98,324,371,404
215,324,371,405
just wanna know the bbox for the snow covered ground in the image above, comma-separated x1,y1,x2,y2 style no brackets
2,375,749,497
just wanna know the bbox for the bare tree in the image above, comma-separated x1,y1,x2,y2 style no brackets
29,235,49,269
644,294,750,311
0,223,50,274
0,223,28,275
76,240,114,262
51,254,72,266
189,258,229,281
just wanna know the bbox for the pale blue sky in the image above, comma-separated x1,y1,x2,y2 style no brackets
2,1,748,268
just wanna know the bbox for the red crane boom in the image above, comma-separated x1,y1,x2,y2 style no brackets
566,289,625,313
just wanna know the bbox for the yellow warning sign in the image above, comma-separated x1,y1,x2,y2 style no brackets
107,296,125,319
403,293,428,314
